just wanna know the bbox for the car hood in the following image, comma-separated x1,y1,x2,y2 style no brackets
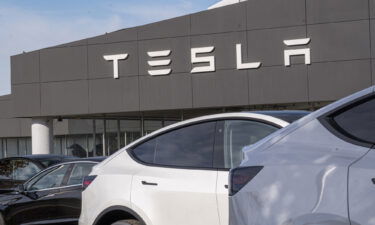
0,191,23,207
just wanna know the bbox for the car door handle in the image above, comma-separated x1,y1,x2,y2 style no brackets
224,185,228,189
142,181,158,186
372,178,375,185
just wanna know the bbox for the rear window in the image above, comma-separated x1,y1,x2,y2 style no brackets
12,159,41,180
0,160,12,180
67,163,95,186
0,159,41,181
331,97,375,144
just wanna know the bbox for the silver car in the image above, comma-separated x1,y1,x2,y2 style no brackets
229,86,375,225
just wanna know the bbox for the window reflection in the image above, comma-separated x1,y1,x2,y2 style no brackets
0,160,12,179
12,159,41,180
0,159,41,181
28,165,69,191
223,120,278,169
67,163,94,186
66,135,88,158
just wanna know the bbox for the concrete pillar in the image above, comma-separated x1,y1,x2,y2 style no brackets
31,118,53,155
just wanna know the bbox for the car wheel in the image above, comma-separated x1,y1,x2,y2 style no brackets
111,219,141,225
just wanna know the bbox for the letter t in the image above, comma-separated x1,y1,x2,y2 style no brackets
103,54,129,79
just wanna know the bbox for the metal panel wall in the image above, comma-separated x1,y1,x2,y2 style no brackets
8,0,374,119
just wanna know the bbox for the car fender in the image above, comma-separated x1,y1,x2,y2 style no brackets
93,205,147,225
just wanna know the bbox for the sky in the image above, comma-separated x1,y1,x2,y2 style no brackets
0,0,218,95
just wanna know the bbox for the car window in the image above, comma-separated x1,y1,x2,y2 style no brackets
12,159,41,181
333,97,375,144
132,139,156,163
27,165,70,191
222,120,279,168
0,160,12,180
132,122,216,168
155,122,216,168
67,163,95,186
24,168,54,190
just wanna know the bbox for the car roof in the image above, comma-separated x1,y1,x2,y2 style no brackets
67,156,107,163
0,155,75,161
129,111,295,146
22,154,77,159
96,110,308,168
0,155,89,168
0,155,74,168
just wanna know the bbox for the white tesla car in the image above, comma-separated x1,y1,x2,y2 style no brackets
229,86,375,225
78,111,309,225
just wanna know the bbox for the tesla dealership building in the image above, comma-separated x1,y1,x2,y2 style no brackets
0,0,374,158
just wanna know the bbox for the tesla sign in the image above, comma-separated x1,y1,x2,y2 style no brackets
104,38,311,79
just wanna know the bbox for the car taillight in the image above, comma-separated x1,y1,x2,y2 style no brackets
229,166,263,196
82,175,97,190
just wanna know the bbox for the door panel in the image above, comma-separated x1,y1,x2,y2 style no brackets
132,167,219,225
9,189,61,225
217,171,229,225
9,164,71,224
54,163,96,221
348,149,375,225
130,121,219,225
54,185,82,220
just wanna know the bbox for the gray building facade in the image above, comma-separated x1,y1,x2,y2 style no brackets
1,0,374,157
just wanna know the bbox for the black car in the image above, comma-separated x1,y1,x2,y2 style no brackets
0,155,77,193
0,157,105,225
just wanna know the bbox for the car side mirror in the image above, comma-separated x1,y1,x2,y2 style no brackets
17,184,25,193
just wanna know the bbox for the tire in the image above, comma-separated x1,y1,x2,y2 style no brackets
111,219,141,225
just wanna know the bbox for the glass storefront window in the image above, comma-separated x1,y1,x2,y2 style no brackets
26,138,32,155
0,139,3,158
66,135,89,158
87,135,94,157
6,138,18,157
93,134,104,156
144,120,163,135
120,120,141,147
124,131,141,146
18,138,28,156
0,117,179,159
106,120,119,155
95,120,104,133
54,136,65,155
69,119,94,135
165,120,178,126
94,120,104,156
